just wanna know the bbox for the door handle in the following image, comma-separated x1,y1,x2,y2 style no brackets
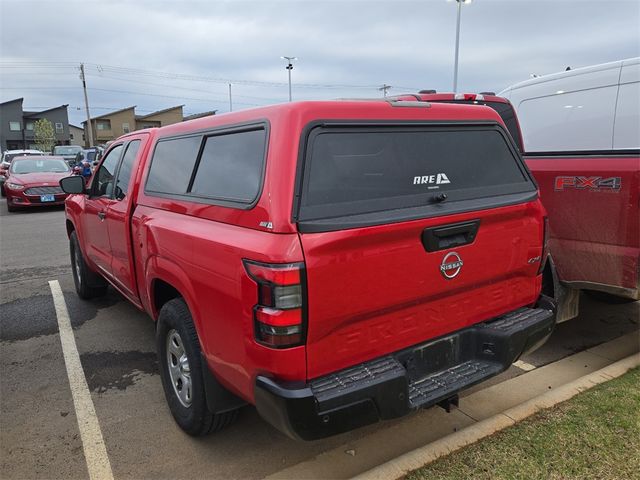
422,220,480,252
98,211,106,221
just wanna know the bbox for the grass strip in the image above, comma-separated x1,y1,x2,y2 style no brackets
407,367,640,480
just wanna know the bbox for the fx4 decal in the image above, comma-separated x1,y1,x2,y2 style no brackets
554,176,622,191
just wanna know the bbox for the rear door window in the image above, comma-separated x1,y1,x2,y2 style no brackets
297,124,534,222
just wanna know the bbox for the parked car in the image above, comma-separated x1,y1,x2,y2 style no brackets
4,156,71,212
399,57,639,317
60,100,555,439
52,145,84,166
0,149,45,196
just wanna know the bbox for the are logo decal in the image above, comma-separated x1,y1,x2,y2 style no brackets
440,251,463,279
413,173,451,188
554,176,621,191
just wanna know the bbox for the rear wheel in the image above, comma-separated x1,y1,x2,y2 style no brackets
69,231,108,299
156,298,238,436
585,290,636,304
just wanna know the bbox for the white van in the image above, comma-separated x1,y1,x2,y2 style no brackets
499,57,639,152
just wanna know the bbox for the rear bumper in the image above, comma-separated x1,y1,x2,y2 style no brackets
255,297,555,440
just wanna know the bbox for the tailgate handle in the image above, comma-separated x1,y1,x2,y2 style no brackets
421,220,480,252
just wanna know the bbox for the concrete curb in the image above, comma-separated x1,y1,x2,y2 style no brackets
352,352,640,480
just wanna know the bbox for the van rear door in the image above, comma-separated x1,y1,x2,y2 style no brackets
294,122,545,379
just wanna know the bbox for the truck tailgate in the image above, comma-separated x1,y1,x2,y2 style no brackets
300,204,543,379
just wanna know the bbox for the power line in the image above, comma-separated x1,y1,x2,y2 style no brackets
1,86,264,106
0,60,420,91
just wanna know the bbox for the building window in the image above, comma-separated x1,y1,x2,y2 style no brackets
55,122,63,133
70,133,75,140
9,121,21,131
26,122,34,131
96,120,111,131
122,123,130,134
82,134,86,141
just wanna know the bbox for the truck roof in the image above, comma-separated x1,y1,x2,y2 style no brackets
153,99,507,139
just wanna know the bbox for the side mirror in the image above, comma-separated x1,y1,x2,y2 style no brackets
60,175,86,194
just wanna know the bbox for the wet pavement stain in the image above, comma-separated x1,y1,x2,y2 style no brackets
0,290,120,342
80,351,158,393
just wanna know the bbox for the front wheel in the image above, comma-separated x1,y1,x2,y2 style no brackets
69,231,107,299
156,298,238,436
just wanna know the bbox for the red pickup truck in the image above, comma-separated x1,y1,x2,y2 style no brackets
60,99,555,439
400,62,639,320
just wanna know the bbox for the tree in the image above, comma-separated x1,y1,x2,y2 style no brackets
34,118,55,153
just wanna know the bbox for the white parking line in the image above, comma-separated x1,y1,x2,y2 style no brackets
513,360,537,371
48,280,114,480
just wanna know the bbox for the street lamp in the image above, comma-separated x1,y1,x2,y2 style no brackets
281,56,297,102
449,0,472,93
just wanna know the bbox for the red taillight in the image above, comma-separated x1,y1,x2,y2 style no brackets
539,216,549,274
244,260,305,348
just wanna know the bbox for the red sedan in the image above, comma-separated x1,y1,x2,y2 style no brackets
4,156,72,212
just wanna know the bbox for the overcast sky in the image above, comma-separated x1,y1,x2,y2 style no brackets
1,0,639,126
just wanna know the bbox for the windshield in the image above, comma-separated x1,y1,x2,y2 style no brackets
53,146,83,155
10,158,71,174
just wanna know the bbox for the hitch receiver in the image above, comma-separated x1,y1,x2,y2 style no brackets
437,394,459,413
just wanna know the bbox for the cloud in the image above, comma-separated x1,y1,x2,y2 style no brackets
1,0,638,125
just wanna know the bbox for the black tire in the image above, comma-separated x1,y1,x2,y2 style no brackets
7,202,17,212
156,298,238,436
1,184,5,197
69,231,108,299
585,290,636,304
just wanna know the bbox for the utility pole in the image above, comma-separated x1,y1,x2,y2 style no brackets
228,83,233,112
281,56,297,102
79,63,94,147
379,84,391,97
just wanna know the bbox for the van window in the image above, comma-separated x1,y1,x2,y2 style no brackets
297,124,533,222
146,136,201,194
190,128,266,203
517,86,618,152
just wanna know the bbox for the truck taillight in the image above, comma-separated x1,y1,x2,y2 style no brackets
243,260,306,348
539,216,549,274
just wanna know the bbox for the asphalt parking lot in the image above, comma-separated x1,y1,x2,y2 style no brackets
1,203,638,480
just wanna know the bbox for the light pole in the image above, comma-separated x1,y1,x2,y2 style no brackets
450,0,472,93
281,56,297,101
